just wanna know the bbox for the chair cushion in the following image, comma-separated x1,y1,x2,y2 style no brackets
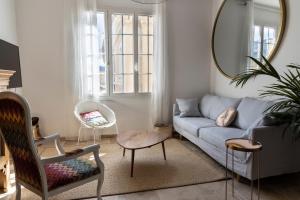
80,110,109,127
199,127,247,161
45,158,100,191
173,116,217,137
200,94,241,120
234,97,273,130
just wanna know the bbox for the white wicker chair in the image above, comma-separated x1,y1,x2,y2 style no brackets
74,100,119,144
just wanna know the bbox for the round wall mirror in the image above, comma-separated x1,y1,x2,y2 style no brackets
212,0,286,78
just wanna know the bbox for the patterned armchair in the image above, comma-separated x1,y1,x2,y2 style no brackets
0,92,104,200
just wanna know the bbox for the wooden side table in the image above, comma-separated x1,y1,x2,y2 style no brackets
225,138,262,200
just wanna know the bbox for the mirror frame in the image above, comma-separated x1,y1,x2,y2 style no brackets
212,0,287,79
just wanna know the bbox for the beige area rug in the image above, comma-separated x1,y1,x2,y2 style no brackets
21,138,226,200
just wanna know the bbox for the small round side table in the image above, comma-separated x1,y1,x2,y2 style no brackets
225,138,262,200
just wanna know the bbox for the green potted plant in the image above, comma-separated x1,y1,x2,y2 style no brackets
231,56,300,139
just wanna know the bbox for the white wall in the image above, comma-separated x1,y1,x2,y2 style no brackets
0,0,18,45
168,0,212,103
210,0,300,98
16,0,213,138
16,0,67,136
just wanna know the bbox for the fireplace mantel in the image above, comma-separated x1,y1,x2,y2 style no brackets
0,70,15,91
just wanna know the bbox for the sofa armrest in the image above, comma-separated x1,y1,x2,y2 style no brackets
173,103,180,116
245,125,300,178
248,125,300,178
250,125,287,144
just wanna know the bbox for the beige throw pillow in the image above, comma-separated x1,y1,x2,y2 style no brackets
216,107,237,127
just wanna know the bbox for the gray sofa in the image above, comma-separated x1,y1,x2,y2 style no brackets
173,94,300,180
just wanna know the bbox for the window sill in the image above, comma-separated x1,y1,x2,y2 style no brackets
89,93,151,101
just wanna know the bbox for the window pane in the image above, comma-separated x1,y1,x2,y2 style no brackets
123,15,133,34
149,16,154,35
124,55,134,73
112,35,122,54
99,35,106,55
149,36,153,55
87,76,93,95
263,27,276,57
87,57,93,75
139,74,149,93
123,35,133,54
99,53,106,66
138,55,148,74
149,55,153,73
97,13,105,35
113,75,123,93
99,59,107,95
112,15,122,34
113,55,123,74
251,25,261,60
138,16,148,35
99,72,107,94
138,36,148,54
124,74,134,93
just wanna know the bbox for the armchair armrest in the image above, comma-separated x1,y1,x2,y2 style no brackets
41,144,100,165
35,133,65,155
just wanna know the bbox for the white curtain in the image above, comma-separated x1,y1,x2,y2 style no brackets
63,0,101,137
151,2,170,127
64,0,101,102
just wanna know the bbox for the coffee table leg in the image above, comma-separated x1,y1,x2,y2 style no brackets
162,141,166,160
123,148,126,157
131,149,135,177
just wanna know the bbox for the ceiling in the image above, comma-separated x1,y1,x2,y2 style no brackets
254,0,280,8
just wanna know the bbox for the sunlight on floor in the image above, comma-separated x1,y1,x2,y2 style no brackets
89,153,107,161
0,173,15,200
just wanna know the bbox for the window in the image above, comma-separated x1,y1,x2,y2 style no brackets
86,11,154,96
85,12,108,96
251,25,276,61
138,15,154,93
112,14,134,94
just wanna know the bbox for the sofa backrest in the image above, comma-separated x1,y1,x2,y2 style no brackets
234,97,273,130
200,94,241,120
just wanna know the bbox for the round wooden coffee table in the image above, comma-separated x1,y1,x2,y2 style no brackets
117,130,171,177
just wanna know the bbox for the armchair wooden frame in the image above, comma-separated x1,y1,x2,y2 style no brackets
0,92,104,200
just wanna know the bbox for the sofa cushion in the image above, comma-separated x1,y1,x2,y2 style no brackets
176,98,201,117
173,116,217,137
199,127,247,161
200,94,241,120
216,107,237,127
234,97,273,130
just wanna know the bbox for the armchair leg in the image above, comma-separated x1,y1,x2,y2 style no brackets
97,174,104,200
16,182,21,200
